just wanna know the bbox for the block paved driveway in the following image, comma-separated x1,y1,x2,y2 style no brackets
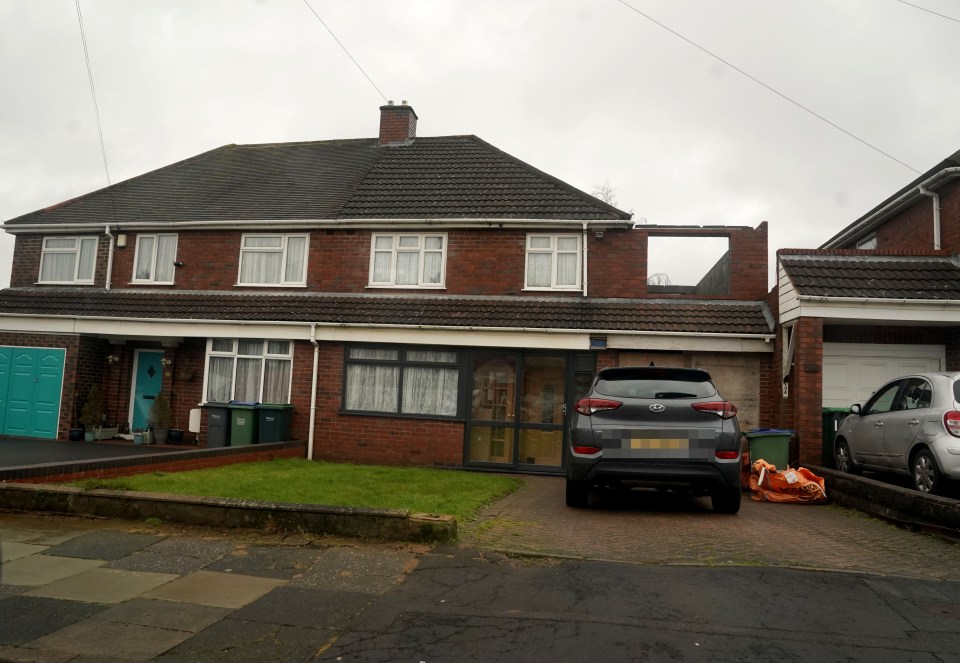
459,475,960,581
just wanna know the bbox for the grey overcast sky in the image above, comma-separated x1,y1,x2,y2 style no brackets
2,0,959,288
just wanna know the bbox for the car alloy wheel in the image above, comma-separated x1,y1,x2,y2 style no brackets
912,450,940,494
835,439,858,475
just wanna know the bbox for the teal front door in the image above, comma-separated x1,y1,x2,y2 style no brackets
0,346,65,439
131,350,164,430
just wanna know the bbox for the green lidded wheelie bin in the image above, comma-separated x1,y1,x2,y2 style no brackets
822,407,849,469
228,401,258,446
746,428,794,471
256,404,292,443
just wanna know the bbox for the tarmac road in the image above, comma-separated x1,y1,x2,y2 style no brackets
3,475,960,661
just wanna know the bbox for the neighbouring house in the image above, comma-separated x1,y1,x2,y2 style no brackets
0,103,774,474
769,149,960,466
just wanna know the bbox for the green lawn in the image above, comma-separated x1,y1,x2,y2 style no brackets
71,459,521,523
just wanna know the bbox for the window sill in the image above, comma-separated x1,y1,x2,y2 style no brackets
129,281,176,286
234,283,308,288
365,285,447,290
339,409,463,423
35,281,95,286
521,286,581,292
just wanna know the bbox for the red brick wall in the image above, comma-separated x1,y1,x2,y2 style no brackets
10,235,108,289
792,317,823,466
874,179,960,252
14,225,768,301
310,343,464,466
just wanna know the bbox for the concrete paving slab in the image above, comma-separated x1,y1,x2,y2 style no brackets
0,595,107,645
94,597,232,633
158,618,335,662
144,570,285,609
26,567,178,604
140,535,235,561
292,547,416,594
42,530,165,561
0,644,76,663
0,529,45,543
1,554,104,586
230,585,372,629
1,541,48,562
0,584,27,599
203,543,325,580
105,550,219,576
24,615,193,661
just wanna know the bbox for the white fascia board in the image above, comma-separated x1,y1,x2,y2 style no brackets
607,333,773,353
4,218,633,234
794,296,960,323
0,314,772,351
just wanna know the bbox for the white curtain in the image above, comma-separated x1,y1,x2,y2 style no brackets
345,365,399,412
207,356,234,402
240,251,282,284
234,358,261,402
155,235,177,282
135,236,155,280
396,252,418,284
526,253,551,287
556,253,578,286
402,367,458,415
284,236,306,283
262,359,291,403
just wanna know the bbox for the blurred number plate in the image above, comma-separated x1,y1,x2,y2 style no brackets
630,438,688,450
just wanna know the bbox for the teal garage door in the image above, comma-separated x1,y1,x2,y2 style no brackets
0,346,66,439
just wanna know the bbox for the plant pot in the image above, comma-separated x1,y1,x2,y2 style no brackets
133,432,144,445
143,430,154,445
84,432,95,443
153,429,169,444
68,428,85,442
168,429,184,444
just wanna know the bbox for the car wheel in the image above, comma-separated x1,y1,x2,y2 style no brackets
565,479,589,508
912,449,941,495
835,438,860,475
711,485,741,514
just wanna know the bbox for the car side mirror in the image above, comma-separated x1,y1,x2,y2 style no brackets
850,404,861,415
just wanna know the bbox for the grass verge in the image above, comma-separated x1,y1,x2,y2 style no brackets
70,458,520,523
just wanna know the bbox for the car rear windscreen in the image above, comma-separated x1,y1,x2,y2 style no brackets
595,370,717,399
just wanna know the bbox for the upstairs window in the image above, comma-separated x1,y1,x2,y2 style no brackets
525,234,580,290
133,234,177,284
204,338,293,404
238,234,308,286
369,233,446,288
39,237,97,284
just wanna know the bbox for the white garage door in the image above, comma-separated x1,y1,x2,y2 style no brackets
822,343,944,408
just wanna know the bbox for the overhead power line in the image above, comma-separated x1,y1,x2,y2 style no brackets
614,0,921,174
894,0,960,24
301,0,389,103
75,0,113,187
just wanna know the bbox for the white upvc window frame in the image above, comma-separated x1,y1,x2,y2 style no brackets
368,232,447,289
524,233,582,290
237,233,309,287
38,236,98,284
132,233,178,284
202,338,295,404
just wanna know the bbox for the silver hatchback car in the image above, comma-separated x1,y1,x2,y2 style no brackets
835,372,960,494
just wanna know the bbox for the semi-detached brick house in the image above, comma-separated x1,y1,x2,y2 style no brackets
0,104,774,474
769,149,960,467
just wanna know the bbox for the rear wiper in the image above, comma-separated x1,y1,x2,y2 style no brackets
654,392,698,398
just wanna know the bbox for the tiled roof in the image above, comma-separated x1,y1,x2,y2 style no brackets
0,289,772,335
5,136,629,227
780,254,960,299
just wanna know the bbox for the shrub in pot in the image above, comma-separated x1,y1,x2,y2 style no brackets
147,392,173,444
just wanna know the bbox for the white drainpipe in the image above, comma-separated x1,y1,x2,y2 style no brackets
581,222,588,297
307,323,319,461
918,186,942,250
104,225,115,290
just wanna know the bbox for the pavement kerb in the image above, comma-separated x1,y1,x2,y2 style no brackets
0,481,456,544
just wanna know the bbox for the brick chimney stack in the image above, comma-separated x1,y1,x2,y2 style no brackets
378,101,418,145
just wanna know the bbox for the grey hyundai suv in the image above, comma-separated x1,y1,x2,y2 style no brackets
566,366,743,513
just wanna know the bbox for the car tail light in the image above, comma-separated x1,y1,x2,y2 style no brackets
572,445,602,455
692,401,738,419
715,450,740,460
575,398,622,415
944,410,960,437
